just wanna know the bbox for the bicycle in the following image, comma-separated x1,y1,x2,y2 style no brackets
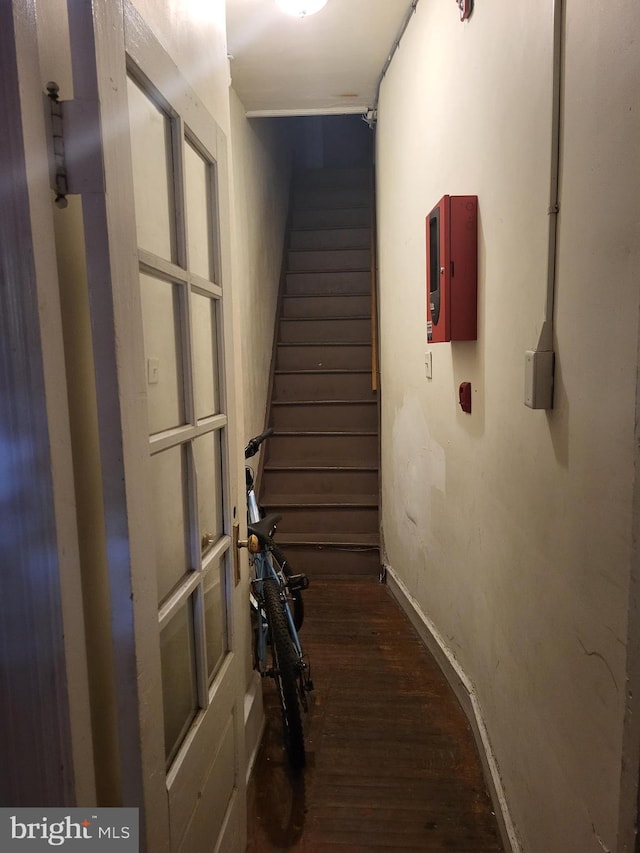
241,428,313,773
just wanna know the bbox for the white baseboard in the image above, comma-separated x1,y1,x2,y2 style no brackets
384,563,521,853
244,672,265,785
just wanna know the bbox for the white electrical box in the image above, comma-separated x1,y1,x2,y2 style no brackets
525,350,554,409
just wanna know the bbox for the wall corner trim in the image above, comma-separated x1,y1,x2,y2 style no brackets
384,563,522,853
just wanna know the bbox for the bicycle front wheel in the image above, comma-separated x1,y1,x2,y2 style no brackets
263,578,305,773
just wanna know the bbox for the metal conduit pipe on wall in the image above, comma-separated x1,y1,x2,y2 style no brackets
525,0,564,409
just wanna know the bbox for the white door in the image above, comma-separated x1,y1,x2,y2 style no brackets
64,2,246,851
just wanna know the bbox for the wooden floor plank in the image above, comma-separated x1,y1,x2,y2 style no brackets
246,577,503,852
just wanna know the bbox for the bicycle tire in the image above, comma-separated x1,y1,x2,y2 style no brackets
270,544,305,632
263,577,306,773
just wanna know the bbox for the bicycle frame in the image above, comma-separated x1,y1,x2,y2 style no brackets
251,548,304,674
244,430,308,679
243,428,312,772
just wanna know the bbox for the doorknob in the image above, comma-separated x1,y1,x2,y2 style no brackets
236,534,259,553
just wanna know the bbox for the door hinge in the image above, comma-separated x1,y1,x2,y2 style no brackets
45,81,105,208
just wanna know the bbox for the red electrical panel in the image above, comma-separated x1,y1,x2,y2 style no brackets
426,195,478,343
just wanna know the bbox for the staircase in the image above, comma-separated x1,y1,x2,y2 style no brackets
259,167,380,576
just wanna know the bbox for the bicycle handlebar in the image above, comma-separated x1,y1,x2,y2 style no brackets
244,427,274,459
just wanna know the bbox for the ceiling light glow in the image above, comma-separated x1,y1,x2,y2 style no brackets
276,0,328,17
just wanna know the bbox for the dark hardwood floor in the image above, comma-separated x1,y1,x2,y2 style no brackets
246,575,503,852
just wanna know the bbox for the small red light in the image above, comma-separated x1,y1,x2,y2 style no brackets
456,0,473,21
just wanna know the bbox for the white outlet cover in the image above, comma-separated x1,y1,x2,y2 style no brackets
425,351,432,380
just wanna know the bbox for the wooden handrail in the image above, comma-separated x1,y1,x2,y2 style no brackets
370,165,379,393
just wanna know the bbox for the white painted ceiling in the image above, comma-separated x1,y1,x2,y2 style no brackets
225,0,413,116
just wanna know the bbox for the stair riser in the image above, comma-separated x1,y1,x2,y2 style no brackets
295,167,370,189
263,507,379,535
288,249,370,272
262,468,379,496
279,318,371,344
290,228,370,251
285,270,370,295
277,344,372,371
293,207,370,229
266,434,378,466
273,372,373,401
271,402,377,431
271,544,380,576
294,186,370,209
281,295,370,319
271,404,377,431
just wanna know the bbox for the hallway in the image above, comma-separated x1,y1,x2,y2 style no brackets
247,576,503,851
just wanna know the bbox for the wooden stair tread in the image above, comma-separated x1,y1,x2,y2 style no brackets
293,204,370,212
285,269,369,276
274,532,380,547
275,368,372,376
286,267,370,275
270,428,376,436
294,167,370,184
289,231,371,238
277,344,373,351
278,341,371,348
280,315,371,321
264,463,378,472
268,458,377,469
262,494,378,507
289,245,369,249
291,224,370,233
271,398,377,405
282,292,371,298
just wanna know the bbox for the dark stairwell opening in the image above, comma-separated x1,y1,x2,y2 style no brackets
258,114,381,578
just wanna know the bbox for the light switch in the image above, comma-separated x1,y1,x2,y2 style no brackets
147,357,160,384
425,351,432,380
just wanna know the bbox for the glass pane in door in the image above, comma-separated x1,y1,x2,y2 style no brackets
151,445,190,604
160,600,198,764
193,431,223,555
140,272,185,434
184,139,214,280
203,558,226,681
127,77,176,261
191,292,219,420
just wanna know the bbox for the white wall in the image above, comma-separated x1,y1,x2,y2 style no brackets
131,0,231,129
227,91,293,759
376,1,640,851
229,93,292,444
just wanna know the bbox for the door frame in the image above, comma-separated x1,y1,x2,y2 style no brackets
0,0,94,807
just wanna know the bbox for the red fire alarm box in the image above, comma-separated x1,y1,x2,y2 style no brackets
426,195,478,343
